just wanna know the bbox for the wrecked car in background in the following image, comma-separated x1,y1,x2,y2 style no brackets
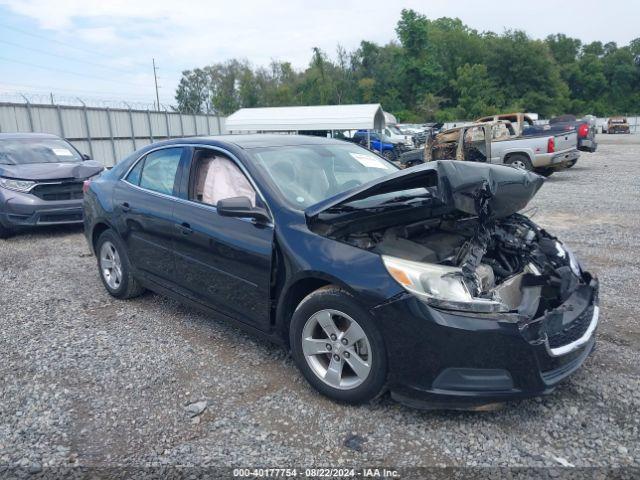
0,133,103,238
401,121,579,176
84,135,598,409
603,117,631,134
476,112,536,137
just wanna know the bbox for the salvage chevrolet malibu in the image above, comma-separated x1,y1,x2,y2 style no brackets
84,135,599,408
0,133,103,238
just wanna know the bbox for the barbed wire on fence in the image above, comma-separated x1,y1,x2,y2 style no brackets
0,91,177,111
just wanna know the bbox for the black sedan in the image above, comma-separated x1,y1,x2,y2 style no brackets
83,135,599,408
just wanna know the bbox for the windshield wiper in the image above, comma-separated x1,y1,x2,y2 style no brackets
381,193,432,204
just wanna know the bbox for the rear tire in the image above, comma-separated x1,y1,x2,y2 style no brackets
566,159,578,168
96,229,145,299
506,154,533,171
290,287,387,404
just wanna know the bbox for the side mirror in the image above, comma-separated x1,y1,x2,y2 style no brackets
82,153,91,161
216,196,270,223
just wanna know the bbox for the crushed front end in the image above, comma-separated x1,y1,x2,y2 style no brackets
369,212,599,408
307,160,599,408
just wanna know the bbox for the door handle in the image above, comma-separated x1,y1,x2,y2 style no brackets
121,202,131,212
176,222,193,235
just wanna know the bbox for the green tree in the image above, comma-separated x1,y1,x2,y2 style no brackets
175,10,640,119
451,64,501,118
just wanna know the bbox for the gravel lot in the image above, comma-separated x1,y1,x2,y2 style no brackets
1,134,639,472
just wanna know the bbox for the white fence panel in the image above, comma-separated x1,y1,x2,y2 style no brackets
0,102,227,166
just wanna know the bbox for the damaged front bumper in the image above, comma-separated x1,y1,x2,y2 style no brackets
372,276,599,409
0,187,84,228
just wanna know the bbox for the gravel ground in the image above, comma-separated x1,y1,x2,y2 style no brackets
1,134,639,473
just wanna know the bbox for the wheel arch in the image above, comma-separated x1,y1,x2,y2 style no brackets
275,273,356,347
90,220,114,254
503,150,533,163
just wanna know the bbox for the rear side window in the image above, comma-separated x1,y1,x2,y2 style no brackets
125,158,144,185
125,148,183,195
139,148,182,195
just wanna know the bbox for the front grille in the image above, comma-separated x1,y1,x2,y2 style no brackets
38,212,83,223
547,304,595,348
31,182,84,201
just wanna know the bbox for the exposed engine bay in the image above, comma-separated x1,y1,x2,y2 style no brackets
339,212,586,319
307,161,593,322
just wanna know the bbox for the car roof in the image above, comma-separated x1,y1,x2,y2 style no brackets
0,132,62,140
148,134,348,150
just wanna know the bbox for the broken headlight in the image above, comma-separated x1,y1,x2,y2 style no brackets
0,177,36,193
555,241,582,277
382,255,509,313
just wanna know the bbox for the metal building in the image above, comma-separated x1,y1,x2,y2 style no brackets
225,104,386,133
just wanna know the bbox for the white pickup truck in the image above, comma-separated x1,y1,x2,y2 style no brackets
401,120,579,176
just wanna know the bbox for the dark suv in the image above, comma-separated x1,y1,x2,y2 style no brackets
0,133,103,238
84,135,599,408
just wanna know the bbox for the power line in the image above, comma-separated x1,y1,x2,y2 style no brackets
0,22,189,76
0,22,133,63
0,39,139,75
0,55,147,88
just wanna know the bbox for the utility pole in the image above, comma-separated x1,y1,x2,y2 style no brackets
152,58,160,111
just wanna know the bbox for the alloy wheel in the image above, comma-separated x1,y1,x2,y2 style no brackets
301,309,372,390
100,241,123,290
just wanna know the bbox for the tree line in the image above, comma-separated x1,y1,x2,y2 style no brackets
175,9,640,122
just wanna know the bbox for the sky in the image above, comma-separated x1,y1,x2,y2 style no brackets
0,0,638,108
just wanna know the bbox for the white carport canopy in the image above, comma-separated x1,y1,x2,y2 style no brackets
383,111,398,125
225,104,386,132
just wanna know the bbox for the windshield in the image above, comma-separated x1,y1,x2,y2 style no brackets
249,143,398,209
388,125,403,135
0,138,83,165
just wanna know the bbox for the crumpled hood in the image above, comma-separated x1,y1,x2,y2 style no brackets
306,160,544,220
434,160,544,219
0,161,104,181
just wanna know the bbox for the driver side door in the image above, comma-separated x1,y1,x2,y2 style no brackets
171,147,274,331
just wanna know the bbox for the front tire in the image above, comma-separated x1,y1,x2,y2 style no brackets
96,229,145,299
290,287,387,404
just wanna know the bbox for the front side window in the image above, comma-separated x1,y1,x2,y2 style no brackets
127,148,182,195
190,151,256,207
0,138,83,165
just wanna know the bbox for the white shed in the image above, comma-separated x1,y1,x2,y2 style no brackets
225,104,386,133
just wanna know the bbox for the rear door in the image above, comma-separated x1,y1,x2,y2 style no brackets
171,147,274,330
114,146,186,284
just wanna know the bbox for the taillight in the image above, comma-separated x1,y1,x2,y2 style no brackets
82,179,92,194
578,124,589,138
547,137,555,153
